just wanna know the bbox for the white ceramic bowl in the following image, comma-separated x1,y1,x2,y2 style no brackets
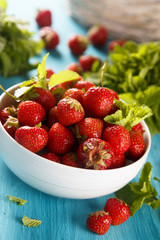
0,83,151,199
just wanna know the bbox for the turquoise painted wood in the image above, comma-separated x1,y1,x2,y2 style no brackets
0,0,160,239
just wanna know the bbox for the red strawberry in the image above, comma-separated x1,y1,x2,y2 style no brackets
88,25,108,46
86,210,112,235
102,125,131,155
47,123,75,154
0,106,17,124
15,126,48,153
104,198,131,225
41,152,60,163
75,117,104,142
83,87,114,118
47,106,58,129
46,68,55,79
79,55,101,72
68,34,89,55
77,138,114,170
41,124,49,133
35,9,52,27
108,39,126,51
62,88,84,105
127,130,145,160
66,63,83,74
40,26,59,50
3,117,19,138
109,153,126,169
33,87,56,112
18,100,46,127
131,123,143,134
73,80,95,92
57,97,85,126
108,88,119,100
61,152,80,168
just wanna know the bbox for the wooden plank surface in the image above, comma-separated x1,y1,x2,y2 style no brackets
0,0,160,239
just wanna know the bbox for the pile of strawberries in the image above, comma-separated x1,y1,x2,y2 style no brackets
0,74,145,170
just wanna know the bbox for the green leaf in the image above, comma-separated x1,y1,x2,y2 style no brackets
48,70,80,88
0,0,7,11
22,216,42,227
37,53,49,89
7,195,28,206
154,177,160,182
104,99,152,131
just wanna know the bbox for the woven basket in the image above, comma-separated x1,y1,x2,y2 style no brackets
66,0,160,42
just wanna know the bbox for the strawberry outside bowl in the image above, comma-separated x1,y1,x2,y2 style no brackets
0,83,151,199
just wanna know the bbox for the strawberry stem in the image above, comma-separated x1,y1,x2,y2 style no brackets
0,85,21,101
100,61,107,87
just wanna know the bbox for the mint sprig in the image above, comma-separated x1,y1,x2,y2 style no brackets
115,162,160,216
104,99,152,131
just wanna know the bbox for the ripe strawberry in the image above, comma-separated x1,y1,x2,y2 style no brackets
61,152,80,168
18,100,46,127
83,87,114,118
127,130,145,160
41,152,60,163
104,198,131,225
0,106,17,124
79,55,101,72
108,39,126,51
41,124,49,133
102,125,131,155
47,106,58,129
46,68,55,79
66,63,83,74
57,97,85,126
108,88,119,100
77,138,114,170
3,117,19,138
35,9,52,27
75,117,104,142
131,123,143,134
47,123,75,154
62,88,84,105
109,153,126,169
88,25,108,46
68,34,89,55
40,26,59,50
86,210,112,235
15,126,48,153
73,80,95,92
33,87,56,112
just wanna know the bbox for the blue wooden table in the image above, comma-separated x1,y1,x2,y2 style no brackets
0,0,160,239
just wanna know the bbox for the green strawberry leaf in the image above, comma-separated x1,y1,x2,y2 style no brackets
7,195,28,205
115,162,160,216
22,215,42,227
104,100,152,131
37,53,49,88
48,70,80,88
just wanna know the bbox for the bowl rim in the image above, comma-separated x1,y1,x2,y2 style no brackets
0,83,151,175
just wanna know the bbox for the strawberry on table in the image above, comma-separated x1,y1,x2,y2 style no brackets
18,100,46,127
108,39,126,51
88,25,108,46
77,138,114,170
68,34,89,55
86,210,112,235
57,97,85,126
83,87,114,118
40,26,59,50
102,125,131,155
66,63,83,75
75,117,104,142
104,197,131,225
61,152,80,168
15,126,48,153
47,123,75,154
35,9,52,27
41,152,60,163
79,55,101,72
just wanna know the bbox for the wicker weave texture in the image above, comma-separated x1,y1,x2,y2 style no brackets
66,0,160,42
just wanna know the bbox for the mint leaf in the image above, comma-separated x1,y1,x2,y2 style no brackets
36,53,49,89
22,216,42,227
115,162,160,215
7,195,28,205
48,70,80,88
104,100,152,131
